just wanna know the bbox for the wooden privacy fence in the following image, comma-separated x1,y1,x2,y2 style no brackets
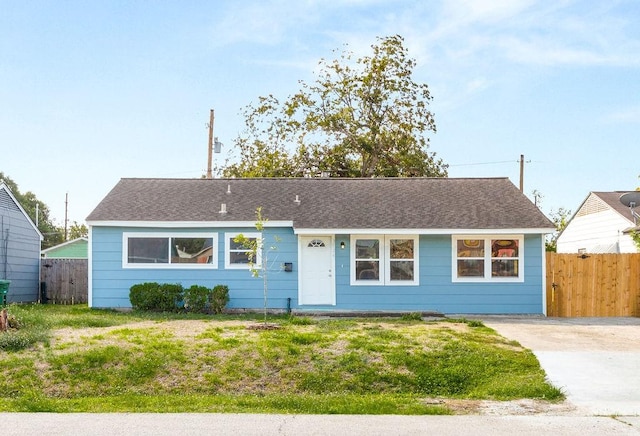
546,253,640,317
40,259,88,304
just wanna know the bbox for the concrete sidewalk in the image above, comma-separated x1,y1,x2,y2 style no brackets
0,413,639,436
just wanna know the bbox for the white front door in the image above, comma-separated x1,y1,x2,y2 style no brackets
299,236,335,305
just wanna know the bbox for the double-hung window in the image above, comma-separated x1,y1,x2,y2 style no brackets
453,235,523,282
351,235,419,285
354,238,381,282
123,233,217,268
388,238,417,282
225,232,262,269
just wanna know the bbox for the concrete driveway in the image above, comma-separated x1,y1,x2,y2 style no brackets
482,316,640,416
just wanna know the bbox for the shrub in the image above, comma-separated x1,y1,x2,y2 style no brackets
465,319,485,328
0,329,48,351
7,313,21,329
287,315,314,325
184,285,211,313
129,282,161,311
129,282,183,312
129,282,226,313
157,283,184,312
400,312,423,321
211,285,229,314
0,307,48,351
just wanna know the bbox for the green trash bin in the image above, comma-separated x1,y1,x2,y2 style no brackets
0,280,10,306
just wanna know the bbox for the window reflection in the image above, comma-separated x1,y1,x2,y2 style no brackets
390,239,414,280
390,260,414,280
491,240,518,258
172,238,213,264
455,237,521,279
128,237,213,265
457,239,484,258
356,239,379,259
128,238,169,263
457,260,484,277
229,237,256,264
356,261,379,280
355,239,380,280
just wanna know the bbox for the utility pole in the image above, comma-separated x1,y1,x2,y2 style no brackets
206,109,215,179
64,192,68,241
519,154,524,193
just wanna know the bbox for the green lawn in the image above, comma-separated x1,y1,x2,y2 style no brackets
0,304,563,414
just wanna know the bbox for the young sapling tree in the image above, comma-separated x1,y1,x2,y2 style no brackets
234,207,281,324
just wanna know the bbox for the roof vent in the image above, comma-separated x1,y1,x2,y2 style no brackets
219,203,227,215
227,184,231,194
294,195,301,205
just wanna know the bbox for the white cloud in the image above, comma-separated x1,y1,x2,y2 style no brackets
466,77,490,93
496,36,636,67
604,106,640,124
416,1,640,68
206,0,640,112
440,0,536,26
210,2,293,46
209,0,389,48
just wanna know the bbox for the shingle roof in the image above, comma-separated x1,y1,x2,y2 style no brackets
86,177,554,230
591,191,637,223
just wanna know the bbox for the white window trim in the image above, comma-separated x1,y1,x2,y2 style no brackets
351,234,384,286
386,235,419,285
451,235,524,283
350,234,419,286
122,232,218,269
225,232,262,269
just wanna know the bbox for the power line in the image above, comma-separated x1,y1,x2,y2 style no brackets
448,156,535,193
448,159,519,167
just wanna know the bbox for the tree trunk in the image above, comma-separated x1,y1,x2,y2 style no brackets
0,309,7,332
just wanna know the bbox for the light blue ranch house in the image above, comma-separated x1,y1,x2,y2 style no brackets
86,177,554,315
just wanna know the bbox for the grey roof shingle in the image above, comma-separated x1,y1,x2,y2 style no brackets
591,191,637,223
86,177,554,230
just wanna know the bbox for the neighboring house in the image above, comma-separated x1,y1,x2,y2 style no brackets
557,191,639,254
40,237,89,304
87,177,554,314
41,237,88,259
0,181,43,302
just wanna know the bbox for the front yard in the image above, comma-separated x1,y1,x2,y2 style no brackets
0,305,563,414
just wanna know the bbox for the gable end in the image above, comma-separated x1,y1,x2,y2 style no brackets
576,194,608,217
0,188,21,213
0,183,44,240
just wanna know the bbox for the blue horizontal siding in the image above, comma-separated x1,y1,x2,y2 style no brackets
91,226,298,309
91,228,545,314
302,234,544,314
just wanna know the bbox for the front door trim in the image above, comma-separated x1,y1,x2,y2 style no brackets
298,235,336,305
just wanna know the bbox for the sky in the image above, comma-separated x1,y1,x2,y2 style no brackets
1,0,639,227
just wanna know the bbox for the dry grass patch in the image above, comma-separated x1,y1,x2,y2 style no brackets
0,306,564,413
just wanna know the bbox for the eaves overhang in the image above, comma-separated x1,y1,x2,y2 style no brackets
87,220,294,228
294,227,556,235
